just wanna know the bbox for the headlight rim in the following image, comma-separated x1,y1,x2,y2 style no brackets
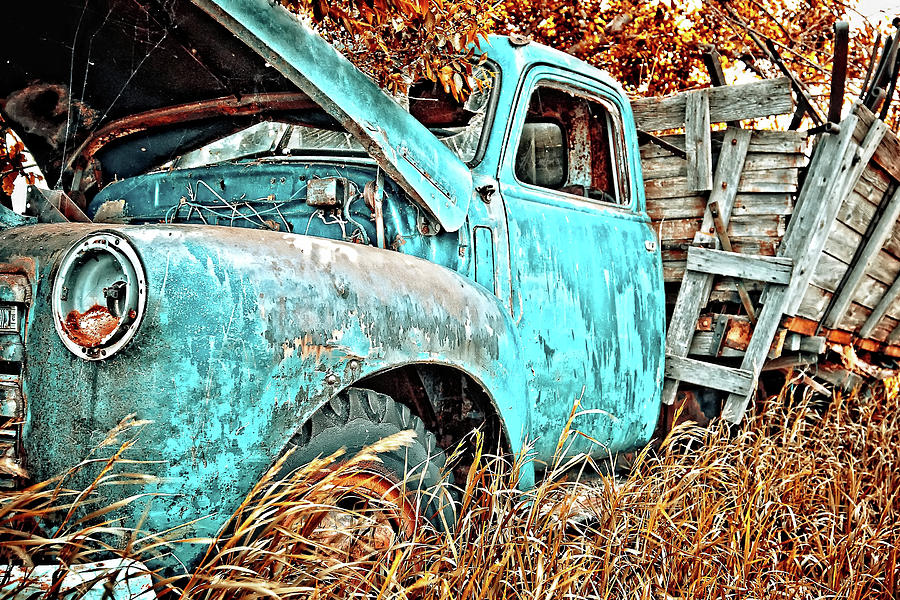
51,231,147,361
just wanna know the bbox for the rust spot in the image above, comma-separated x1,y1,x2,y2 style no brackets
62,305,119,348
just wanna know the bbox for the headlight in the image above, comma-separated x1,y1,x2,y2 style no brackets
52,232,147,360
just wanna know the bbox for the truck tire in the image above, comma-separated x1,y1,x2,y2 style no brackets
283,387,455,538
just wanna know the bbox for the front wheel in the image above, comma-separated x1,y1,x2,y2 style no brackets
281,388,454,552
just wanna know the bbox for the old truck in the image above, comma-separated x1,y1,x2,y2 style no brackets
1,0,899,576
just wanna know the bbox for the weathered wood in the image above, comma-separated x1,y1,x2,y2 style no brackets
662,128,751,405
641,158,687,180
686,247,793,284
657,215,786,242
686,91,713,192
808,252,900,319
665,354,754,396
742,152,808,171
645,170,798,199
823,221,900,286
762,352,819,372
888,322,900,345
860,273,900,339
823,185,900,328
738,169,799,193
647,194,794,221
632,78,793,131
722,283,790,423
783,333,827,354
780,115,884,315
856,104,900,182
640,130,806,159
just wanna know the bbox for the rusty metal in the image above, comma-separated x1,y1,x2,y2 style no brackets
66,92,317,177
307,177,349,208
828,22,850,124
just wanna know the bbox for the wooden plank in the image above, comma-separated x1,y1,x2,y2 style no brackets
656,215,786,242
809,252,895,314
661,128,751,405
648,194,793,221
639,130,806,160
645,171,798,199
632,78,793,131
823,222,900,286
664,354,754,396
686,246,793,284
742,152,808,171
731,194,794,216
823,185,900,328
860,273,900,339
641,158,687,180
746,131,807,154
856,104,900,182
722,282,791,423
686,90,713,192
738,168,799,193
780,115,884,315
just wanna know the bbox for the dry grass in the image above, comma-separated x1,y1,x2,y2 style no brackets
3,380,900,599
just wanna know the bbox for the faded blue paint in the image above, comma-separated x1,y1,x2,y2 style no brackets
0,13,666,574
2,223,528,569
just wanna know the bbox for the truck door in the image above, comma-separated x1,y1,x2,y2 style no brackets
498,67,665,460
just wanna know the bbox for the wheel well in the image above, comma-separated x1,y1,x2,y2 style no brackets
356,364,509,478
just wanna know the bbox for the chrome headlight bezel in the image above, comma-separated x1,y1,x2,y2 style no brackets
51,232,147,360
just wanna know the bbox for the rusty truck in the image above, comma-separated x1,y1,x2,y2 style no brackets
1,0,899,576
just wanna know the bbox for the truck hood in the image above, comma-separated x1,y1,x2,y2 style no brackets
0,0,473,231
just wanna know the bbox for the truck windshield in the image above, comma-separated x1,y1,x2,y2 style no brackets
163,75,492,170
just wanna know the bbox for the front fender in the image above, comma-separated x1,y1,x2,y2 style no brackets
1,223,528,568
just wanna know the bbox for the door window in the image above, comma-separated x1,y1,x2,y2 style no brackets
513,84,628,206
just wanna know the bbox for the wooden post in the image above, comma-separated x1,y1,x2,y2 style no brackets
661,128,751,406
686,90,713,192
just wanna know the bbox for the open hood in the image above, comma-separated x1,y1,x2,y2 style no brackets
1,0,473,231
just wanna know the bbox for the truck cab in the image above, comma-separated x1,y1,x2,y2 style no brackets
0,0,664,569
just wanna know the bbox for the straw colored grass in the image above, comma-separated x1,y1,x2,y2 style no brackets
3,380,900,599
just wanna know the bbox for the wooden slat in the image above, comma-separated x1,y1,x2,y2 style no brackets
656,216,786,242
823,221,900,286
721,284,789,423
780,115,884,315
742,152,808,171
685,90,713,192
661,128,752,406
823,185,900,329
686,247,792,284
664,354,754,396
856,104,900,182
648,194,794,221
645,171,798,199
632,78,793,132
860,274,900,339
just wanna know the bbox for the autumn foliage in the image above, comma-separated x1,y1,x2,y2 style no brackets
285,0,896,127
0,116,38,205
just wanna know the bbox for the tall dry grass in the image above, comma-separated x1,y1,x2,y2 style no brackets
3,380,900,599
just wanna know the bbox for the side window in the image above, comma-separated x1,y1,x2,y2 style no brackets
514,84,627,205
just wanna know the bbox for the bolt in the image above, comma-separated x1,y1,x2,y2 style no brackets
348,359,360,371
324,374,339,386
731,138,737,145
421,224,430,234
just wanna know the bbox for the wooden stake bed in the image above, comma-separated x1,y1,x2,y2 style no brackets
633,80,900,424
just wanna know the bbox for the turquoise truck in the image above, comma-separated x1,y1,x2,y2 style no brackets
3,0,898,578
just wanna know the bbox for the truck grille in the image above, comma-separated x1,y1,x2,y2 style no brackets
0,273,30,490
